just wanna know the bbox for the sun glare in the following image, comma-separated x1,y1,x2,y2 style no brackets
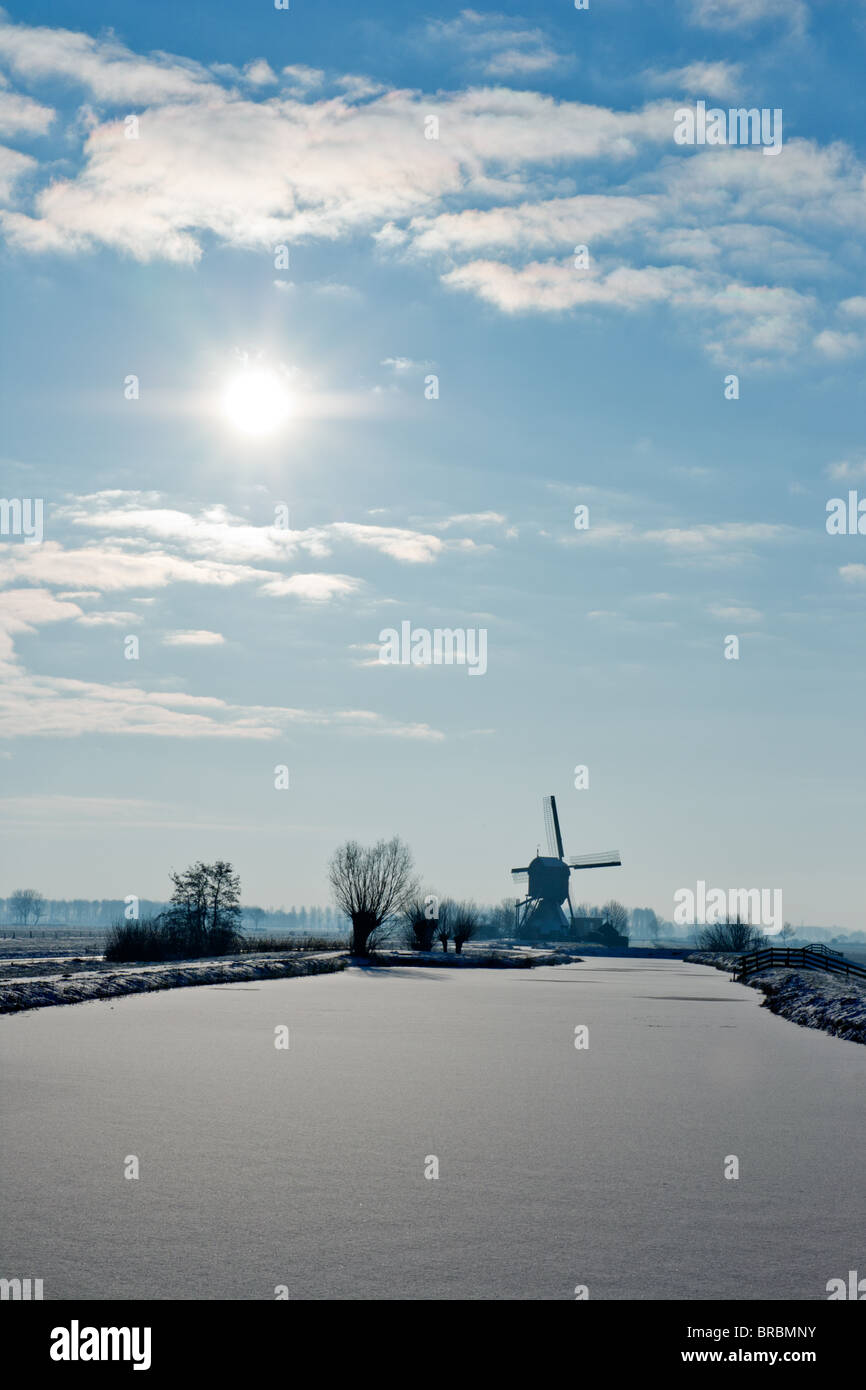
222,367,291,437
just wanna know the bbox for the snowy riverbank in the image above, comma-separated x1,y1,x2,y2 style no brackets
688,952,866,1045
0,952,348,1014
0,946,573,1014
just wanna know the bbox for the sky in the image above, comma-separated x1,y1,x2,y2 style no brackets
1,0,865,925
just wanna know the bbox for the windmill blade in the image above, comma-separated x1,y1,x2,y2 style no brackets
510,866,530,876
568,849,622,869
511,869,529,887
543,795,565,859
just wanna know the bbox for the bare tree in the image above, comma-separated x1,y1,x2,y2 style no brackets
601,899,630,939
9,889,46,927
486,897,519,939
452,900,481,955
402,895,437,952
328,837,418,957
697,914,763,953
434,897,454,953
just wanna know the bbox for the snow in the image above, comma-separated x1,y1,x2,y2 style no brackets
688,952,866,1044
1,957,864,1300
0,952,346,1014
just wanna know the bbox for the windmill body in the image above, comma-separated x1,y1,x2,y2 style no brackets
511,795,621,941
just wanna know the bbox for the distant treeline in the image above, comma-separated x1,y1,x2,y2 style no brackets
0,896,862,946
0,897,350,933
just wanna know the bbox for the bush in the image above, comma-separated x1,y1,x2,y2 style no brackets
104,918,174,963
104,913,243,963
236,934,348,954
697,918,764,953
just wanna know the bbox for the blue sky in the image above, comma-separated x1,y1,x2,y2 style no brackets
1,0,865,926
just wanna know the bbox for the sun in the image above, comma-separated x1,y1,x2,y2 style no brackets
222,367,291,437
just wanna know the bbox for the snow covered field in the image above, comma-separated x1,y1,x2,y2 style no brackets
1,958,863,1301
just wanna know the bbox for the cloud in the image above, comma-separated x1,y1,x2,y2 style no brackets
0,539,268,592
643,61,742,97
328,521,447,563
0,74,674,263
0,143,35,200
433,512,507,529
0,15,219,103
423,11,566,77
56,494,473,569
0,587,443,740
0,82,54,136
281,64,324,93
0,18,862,363
839,564,866,583
407,194,657,257
242,59,276,88
162,629,226,646
75,610,137,626
646,522,788,550
257,573,361,600
709,604,762,622
827,459,866,481
685,0,808,33
381,356,431,371
814,329,863,360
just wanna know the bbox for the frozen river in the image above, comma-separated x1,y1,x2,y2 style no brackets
1,958,863,1300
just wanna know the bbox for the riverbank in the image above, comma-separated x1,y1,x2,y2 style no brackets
0,945,572,1014
688,952,866,1045
0,952,347,1014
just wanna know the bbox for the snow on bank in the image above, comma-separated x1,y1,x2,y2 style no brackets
0,953,347,1015
369,949,581,969
749,969,866,1045
688,952,866,1045
0,947,576,1014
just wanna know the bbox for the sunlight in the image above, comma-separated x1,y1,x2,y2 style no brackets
221,367,291,437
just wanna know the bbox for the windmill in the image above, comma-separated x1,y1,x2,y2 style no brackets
510,794,621,938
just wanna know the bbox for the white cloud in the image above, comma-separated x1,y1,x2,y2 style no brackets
0,144,36,201
685,0,808,33
827,459,866,481
434,512,507,529
329,521,445,563
643,61,742,97
381,356,428,371
56,494,471,569
281,64,324,93
814,329,863,360
0,587,443,740
0,18,861,364
162,629,226,646
424,12,565,77
0,83,54,136
839,564,866,583
257,573,361,600
242,59,277,88
407,194,656,257
75,610,137,626
709,604,762,622
0,16,219,103
647,522,787,550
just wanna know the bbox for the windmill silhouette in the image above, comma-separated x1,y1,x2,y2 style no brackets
511,794,621,938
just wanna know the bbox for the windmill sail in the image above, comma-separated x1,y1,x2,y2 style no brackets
543,795,565,860
567,850,621,869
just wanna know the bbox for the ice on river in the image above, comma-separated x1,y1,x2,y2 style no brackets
1,958,863,1300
